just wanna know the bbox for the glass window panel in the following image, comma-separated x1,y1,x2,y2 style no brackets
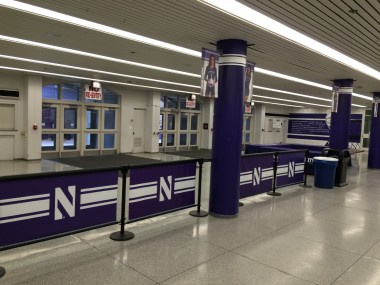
160,97,165,108
190,134,197,145
62,83,80,101
167,96,178,109
191,114,198,130
245,133,251,143
245,117,251,131
103,88,119,104
85,133,98,149
63,134,77,150
159,133,163,146
104,109,116,129
64,108,77,129
41,134,56,151
167,114,176,130
86,109,99,129
365,109,372,116
180,134,187,145
42,107,57,129
42,84,59,100
159,114,164,130
179,97,186,109
363,138,369,148
195,101,201,111
167,134,175,146
104,134,115,148
364,116,371,134
180,113,188,130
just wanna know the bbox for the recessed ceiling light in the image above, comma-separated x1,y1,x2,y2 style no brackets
252,100,303,108
252,94,330,108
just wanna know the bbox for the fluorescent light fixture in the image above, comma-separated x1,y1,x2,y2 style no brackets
252,94,330,108
0,54,199,88
0,65,200,94
253,85,331,102
0,35,200,78
0,0,200,57
252,100,303,108
198,0,380,80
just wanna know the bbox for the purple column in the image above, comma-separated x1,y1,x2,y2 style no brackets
329,79,353,150
209,39,247,217
368,92,380,169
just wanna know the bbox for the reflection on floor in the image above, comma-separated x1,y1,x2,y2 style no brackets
2,153,380,284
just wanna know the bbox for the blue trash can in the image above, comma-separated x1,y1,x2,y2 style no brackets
313,156,339,189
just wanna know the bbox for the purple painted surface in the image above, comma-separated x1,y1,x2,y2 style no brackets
240,154,274,198
0,171,118,248
329,79,353,150
276,152,305,187
210,39,247,216
368,93,380,168
128,162,196,221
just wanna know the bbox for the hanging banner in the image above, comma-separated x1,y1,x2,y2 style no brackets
331,85,339,113
201,48,219,98
244,104,252,114
84,84,102,100
244,61,256,103
374,97,379,118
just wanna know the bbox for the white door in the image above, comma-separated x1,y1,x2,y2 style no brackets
133,109,145,153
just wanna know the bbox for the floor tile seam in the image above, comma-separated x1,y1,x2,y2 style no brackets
310,215,380,231
328,253,364,285
156,249,229,284
235,253,320,285
79,237,159,284
361,237,380,259
337,203,380,215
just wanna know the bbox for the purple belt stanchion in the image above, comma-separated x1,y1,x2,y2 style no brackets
209,39,247,217
300,149,312,188
329,79,353,150
189,159,208,217
267,152,281,196
110,166,135,241
368,92,380,169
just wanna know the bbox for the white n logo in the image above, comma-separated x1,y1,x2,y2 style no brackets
159,176,172,201
288,162,295,177
253,167,261,186
55,186,76,220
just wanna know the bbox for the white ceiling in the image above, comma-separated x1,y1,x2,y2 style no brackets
0,0,379,108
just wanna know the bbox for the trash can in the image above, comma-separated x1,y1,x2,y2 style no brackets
313,156,339,189
322,148,350,187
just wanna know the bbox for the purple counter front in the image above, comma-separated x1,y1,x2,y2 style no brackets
0,170,118,248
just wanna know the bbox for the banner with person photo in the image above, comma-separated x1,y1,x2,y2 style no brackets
244,61,255,103
201,48,219,98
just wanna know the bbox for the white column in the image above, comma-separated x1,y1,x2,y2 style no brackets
145,91,160,152
201,98,214,149
24,75,42,160
253,103,266,144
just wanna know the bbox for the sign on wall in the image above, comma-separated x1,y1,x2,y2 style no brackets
0,171,118,248
84,84,102,100
128,161,196,220
240,154,274,198
201,48,219,98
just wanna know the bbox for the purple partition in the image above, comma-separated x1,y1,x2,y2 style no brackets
128,161,196,221
276,151,305,188
0,170,118,248
240,153,274,198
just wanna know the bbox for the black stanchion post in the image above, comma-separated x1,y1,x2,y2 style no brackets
190,159,208,217
300,150,312,188
110,166,135,241
239,201,244,206
267,152,281,196
0,266,5,278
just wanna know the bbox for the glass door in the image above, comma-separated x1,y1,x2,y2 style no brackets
363,109,371,150
62,105,79,151
84,107,100,151
41,104,59,152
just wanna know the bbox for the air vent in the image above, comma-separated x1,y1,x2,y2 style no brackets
0,90,19,99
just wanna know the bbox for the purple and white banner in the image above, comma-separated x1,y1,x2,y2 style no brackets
128,161,196,221
201,48,219,98
240,154,274,198
244,61,255,103
276,152,305,188
0,171,118,248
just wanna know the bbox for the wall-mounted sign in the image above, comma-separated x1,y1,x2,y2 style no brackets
186,99,196,108
84,84,102,100
244,104,252,114
244,61,255,103
201,48,219,98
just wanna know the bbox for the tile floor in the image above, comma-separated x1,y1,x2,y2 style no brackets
1,153,380,284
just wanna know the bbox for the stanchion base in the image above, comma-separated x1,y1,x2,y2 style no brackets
109,231,135,241
0,266,5,278
299,183,312,188
267,191,282,196
189,210,208,217
239,202,244,206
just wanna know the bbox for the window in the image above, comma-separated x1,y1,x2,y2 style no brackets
62,83,80,101
42,106,57,129
42,84,59,100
